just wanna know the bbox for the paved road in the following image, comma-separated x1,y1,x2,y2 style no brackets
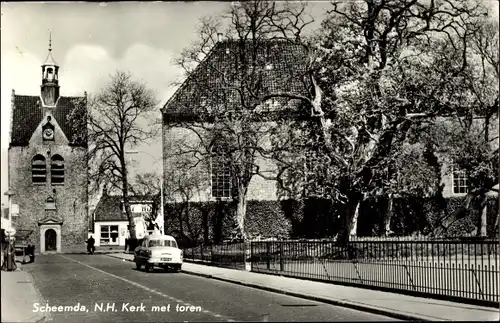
21,254,400,322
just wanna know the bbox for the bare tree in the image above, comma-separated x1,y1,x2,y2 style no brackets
163,150,209,245
130,172,162,232
168,0,315,241
70,71,159,249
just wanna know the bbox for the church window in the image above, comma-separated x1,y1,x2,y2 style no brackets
51,155,64,185
452,166,468,195
210,141,232,199
32,155,46,184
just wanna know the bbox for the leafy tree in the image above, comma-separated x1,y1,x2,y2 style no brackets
270,0,492,245
69,71,159,250
413,18,499,237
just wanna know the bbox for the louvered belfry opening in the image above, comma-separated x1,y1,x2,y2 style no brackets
51,154,64,185
32,154,47,183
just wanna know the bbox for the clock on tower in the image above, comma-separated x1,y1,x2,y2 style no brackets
43,128,54,140
42,117,55,141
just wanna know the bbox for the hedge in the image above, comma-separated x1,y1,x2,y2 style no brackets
164,195,499,244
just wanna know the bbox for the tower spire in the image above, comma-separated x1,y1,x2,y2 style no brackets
41,29,60,106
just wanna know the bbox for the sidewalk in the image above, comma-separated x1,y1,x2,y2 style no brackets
1,268,49,323
108,253,499,321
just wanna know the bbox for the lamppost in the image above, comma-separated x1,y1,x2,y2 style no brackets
125,150,164,234
3,190,16,271
3,190,15,231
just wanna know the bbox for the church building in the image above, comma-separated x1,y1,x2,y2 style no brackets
8,38,88,253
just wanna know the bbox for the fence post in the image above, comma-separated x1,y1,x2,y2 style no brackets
210,243,213,262
200,243,204,262
266,241,270,270
279,241,285,272
245,240,251,271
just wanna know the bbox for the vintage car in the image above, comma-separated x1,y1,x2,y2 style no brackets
133,234,183,272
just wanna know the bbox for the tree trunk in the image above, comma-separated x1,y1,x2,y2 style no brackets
121,159,138,250
382,194,394,236
349,199,361,237
480,203,487,237
235,186,248,241
337,193,362,248
473,193,487,237
494,211,499,237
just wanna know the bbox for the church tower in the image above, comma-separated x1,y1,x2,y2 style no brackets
40,32,60,106
8,33,89,254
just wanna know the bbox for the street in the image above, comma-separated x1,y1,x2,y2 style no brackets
21,254,399,322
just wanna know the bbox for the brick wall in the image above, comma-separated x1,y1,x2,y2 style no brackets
163,116,499,202
162,123,278,203
9,111,88,253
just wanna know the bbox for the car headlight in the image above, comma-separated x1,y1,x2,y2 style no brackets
180,250,183,258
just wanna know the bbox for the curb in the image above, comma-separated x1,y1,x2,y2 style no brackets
107,255,437,321
180,268,439,322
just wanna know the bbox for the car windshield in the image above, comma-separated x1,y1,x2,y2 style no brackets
148,239,177,248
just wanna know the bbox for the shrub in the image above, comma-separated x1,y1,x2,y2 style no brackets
245,200,291,239
166,194,498,243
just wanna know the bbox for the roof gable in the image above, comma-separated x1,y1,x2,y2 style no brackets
10,94,87,147
94,194,153,222
163,40,310,119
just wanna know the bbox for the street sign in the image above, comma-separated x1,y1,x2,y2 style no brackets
5,228,16,236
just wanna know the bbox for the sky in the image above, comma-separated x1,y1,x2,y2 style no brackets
1,1,498,208
0,1,330,208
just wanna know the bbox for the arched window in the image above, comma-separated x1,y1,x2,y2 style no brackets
32,155,46,183
210,142,231,198
51,155,64,185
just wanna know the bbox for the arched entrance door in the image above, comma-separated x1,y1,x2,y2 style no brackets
45,229,57,251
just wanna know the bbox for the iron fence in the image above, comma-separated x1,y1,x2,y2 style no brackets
184,238,499,306
183,242,245,270
251,238,499,306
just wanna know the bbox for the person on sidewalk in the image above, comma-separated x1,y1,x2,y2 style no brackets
86,235,95,254
26,244,35,263
125,230,130,252
1,239,17,271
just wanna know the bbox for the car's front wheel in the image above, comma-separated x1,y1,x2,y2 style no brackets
145,262,153,272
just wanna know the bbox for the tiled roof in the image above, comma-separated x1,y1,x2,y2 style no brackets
94,194,152,222
163,40,310,120
10,95,87,147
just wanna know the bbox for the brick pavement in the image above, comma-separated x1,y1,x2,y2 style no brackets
109,252,499,321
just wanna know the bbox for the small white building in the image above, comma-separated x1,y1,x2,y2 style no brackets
92,193,156,247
